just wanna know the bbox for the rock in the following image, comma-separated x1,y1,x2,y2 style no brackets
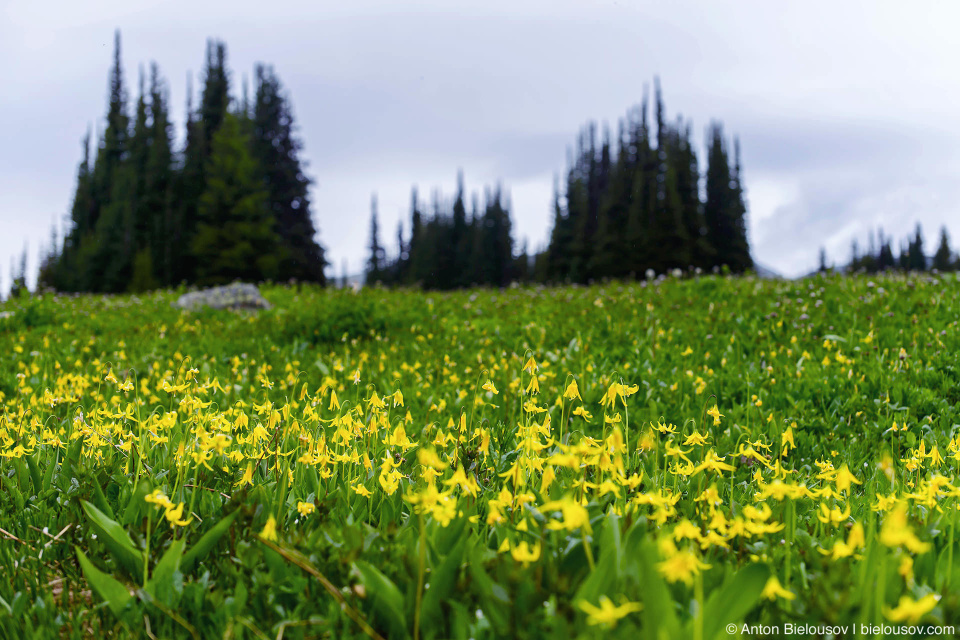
176,282,271,311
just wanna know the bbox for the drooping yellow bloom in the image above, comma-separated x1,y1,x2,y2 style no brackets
482,380,499,395
657,544,711,586
164,502,193,528
296,501,315,516
883,594,940,624
577,596,642,629
834,464,862,493
510,540,541,567
707,405,723,426
563,379,581,401
761,575,796,601
259,515,278,541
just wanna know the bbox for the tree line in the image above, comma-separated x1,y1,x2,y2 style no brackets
37,32,327,293
367,80,752,288
821,224,959,274
364,172,520,289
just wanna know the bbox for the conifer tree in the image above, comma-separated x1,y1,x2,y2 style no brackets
908,224,926,271
251,64,326,283
192,114,283,285
933,226,953,271
366,195,385,284
144,63,174,286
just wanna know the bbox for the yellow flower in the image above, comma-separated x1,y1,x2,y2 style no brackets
541,495,591,533
510,540,541,567
164,502,193,528
657,545,711,586
296,501,315,517
707,405,723,426
563,379,581,401
145,489,174,510
482,380,499,395
884,594,939,624
260,515,278,541
761,575,796,601
834,464,861,493
577,596,642,629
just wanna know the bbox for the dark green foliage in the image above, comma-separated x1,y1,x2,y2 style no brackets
847,223,958,274
192,114,284,285
544,82,751,283
252,64,327,283
933,226,954,272
374,173,517,290
366,196,385,285
48,35,328,293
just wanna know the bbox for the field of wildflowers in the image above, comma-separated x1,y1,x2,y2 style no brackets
1,273,959,638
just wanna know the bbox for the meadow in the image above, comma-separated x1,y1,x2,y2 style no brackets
1,273,959,639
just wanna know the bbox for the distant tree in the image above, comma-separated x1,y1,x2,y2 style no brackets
704,124,752,272
8,245,28,299
365,195,385,284
251,64,327,283
818,247,829,272
192,114,283,285
933,226,953,271
406,187,428,285
908,224,926,271
144,63,175,287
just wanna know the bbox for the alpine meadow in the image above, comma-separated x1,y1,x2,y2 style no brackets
3,7,960,640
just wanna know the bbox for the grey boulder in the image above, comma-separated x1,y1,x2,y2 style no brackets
176,282,271,311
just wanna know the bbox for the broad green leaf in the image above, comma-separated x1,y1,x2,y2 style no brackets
697,562,770,640
80,499,144,579
25,454,42,496
574,513,621,604
146,537,185,605
629,536,680,640
353,560,407,638
421,533,468,635
75,547,132,616
181,507,240,574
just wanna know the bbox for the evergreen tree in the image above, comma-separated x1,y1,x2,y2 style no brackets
818,247,829,272
144,63,174,286
908,224,926,271
704,124,751,272
546,174,575,281
407,188,428,285
251,64,327,283
933,226,953,271
365,195,385,284
191,114,283,285
90,30,129,231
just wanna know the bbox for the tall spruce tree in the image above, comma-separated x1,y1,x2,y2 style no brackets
192,114,283,285
366,195,385,284
908,224,926,271
251,64,327,283
144,63,174,287
933,226,953,271
704,125,751,272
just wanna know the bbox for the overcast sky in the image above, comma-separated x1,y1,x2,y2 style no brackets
2,0,959,291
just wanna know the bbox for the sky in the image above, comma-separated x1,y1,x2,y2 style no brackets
1,0,959,292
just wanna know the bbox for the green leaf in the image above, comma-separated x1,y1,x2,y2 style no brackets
627,535,680,640
574,513,621,604
75,547,132,616
181,507,240,574
25,454,42,496
80,499,144,579
421,533,468,635
353,560,407,638
698,563,771,640
146,537,185,605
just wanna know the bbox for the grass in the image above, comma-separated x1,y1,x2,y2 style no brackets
0,272,959,638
